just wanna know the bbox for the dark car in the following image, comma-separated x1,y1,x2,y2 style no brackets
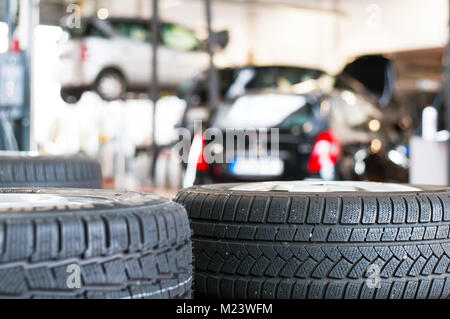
176,65,326,133
174,62,409,186
188,90,407,185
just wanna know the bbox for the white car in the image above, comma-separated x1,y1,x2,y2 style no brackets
56,17,223,103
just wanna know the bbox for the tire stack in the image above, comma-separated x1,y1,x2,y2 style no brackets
0,156,193,299
175,182,450,299
0,156,102,188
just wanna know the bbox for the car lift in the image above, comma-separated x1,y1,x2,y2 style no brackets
446,0,450,186
149,0,219,183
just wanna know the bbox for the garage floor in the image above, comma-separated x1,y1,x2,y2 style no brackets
103,179,179,199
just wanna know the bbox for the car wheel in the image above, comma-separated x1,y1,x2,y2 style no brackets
0,188,192,298
95,69,126,101
60,88,82,104
175,181,450,299
0,156,103,188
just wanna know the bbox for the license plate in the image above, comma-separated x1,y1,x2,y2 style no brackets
230,157,284,176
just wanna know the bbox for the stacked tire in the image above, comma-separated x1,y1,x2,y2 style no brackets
175,181,450,299
0,188,192,299
0,156,103,188
0,156,193,299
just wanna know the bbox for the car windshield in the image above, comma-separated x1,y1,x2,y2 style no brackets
227,67,325,97
178,67,326,103
210,94,307,129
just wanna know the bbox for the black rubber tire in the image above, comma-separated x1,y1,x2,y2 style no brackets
60,88,82,104
0,188,192,299
95,69,126,101
174,183,450,299
0,156,103,189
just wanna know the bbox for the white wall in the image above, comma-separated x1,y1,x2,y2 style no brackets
336,0,448,68
157,1,339,70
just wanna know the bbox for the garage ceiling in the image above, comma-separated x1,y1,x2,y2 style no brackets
34,0,343,26
1,0,446,74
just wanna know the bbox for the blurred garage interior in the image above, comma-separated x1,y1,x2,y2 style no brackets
1,0,449,198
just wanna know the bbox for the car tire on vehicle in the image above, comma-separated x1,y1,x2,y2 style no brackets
95,69,126,101
0,156,103,189
0,188,192,299
175,181,450,299
60,88,82,104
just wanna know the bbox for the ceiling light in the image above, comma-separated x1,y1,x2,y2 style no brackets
97,8,109,20
368,119,381,132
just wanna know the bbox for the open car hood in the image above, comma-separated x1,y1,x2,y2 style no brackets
338,55,396,107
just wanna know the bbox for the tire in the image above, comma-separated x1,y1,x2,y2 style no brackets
60,88,82,104
174,181,450,299
95,69,126,101
0,156,103,189
0,188,192,299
